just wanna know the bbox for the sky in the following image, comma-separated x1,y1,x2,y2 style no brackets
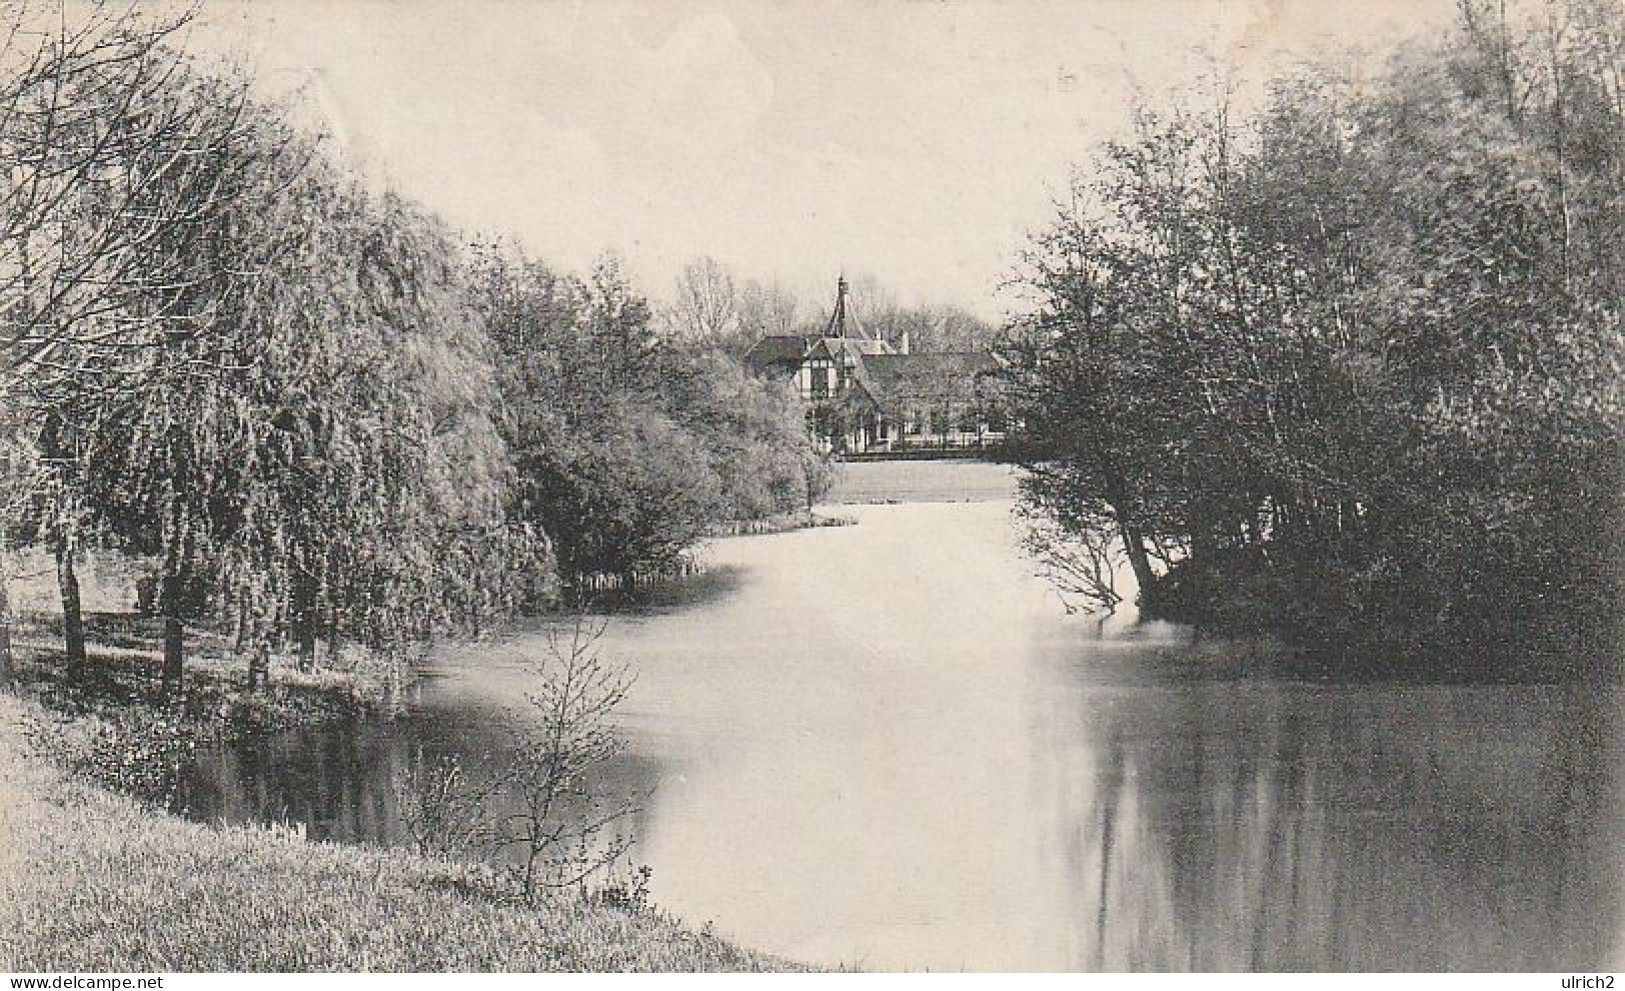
190,0,1461,321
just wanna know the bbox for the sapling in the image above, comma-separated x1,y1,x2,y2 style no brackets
501,613,640,903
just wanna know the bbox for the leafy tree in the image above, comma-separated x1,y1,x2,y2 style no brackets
1007,0,1624,674
475,247,827,591
0,4,259,681
528,399,722,586
658,349,833,517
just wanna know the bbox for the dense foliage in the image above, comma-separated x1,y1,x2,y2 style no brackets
0,2,827,694
1004,0,1624,677
471,250,831,587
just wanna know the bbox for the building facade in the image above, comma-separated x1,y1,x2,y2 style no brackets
743,277,1004,454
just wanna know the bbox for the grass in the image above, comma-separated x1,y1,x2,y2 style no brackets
825,458,1019,505
711,508,857,537
7,609,404,736
0,693,798,972
6,553,401,727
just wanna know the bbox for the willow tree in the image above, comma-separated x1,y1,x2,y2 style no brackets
70,88,540,696
1,2,257,682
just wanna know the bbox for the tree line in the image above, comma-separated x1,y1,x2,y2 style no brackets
1004,0,1624,676
659,255,1000,357
0,2,827,695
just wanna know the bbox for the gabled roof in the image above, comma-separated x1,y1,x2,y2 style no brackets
861,352,998,412
791,337,891,410
807,336,893,362
740,280,1004,420
864,351,998,380
743,335,812,375
845,338,893,356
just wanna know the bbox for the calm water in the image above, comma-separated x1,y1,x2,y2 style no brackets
181,498,1625,971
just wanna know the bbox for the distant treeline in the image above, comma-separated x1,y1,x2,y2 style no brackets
1004,0,1624,676
0,3,828,694
658,256,1000,357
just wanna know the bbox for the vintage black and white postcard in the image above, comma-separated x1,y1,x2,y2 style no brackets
0,0,1620,977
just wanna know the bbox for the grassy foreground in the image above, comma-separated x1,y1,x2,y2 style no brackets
0,694,794,972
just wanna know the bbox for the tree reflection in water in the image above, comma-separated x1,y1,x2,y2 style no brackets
1046,672,1623,970
177,499,1622,971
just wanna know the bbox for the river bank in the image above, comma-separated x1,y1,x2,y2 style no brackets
6,610,400,736
0,694,791,972
1140,543,1624,683
825,457,1019,504
0,574,816,971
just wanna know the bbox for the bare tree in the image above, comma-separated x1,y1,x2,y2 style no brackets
1021,513,1125,615
736,277,800,339
662,255,739,346
501,614,640,903
392,747,503,859
1,1,253,397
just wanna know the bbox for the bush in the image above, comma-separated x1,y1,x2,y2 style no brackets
595,864,654,911
392,748,500,859
51,708,196,809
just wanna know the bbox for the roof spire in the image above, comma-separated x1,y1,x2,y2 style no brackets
826,273,860,340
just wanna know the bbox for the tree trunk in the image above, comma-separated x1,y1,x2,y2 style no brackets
1547,9,1574,294
291,575,318,673
1498,0,1519,126
0,572,14,690
325,623,344,667
246,636,269,691
1191,523,1219,562
233,598,250,654
161,573,185,697
56,536,87,679
1119,519,1157,598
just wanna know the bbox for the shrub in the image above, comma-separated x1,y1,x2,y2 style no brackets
595,863,654,911
54,708,196,810
392,748,500,859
